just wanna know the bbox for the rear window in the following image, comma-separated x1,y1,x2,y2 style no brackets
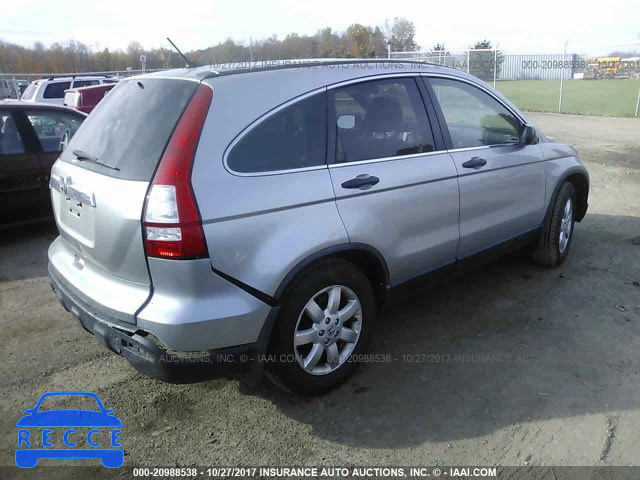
43,82,71,99
60,78,198,181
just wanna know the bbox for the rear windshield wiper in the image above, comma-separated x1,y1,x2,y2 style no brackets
72,149,120,171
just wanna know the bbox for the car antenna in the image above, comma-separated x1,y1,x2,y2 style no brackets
166,37,199,68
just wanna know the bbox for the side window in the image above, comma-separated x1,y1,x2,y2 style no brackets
227,92,327,173
330,78,435,163
429,78,522,149
43,82,71,99
72,80,99,88
0,111,26,154
26,111,83,153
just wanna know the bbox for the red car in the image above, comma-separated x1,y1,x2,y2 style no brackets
0,100,86,224
63,83,116,114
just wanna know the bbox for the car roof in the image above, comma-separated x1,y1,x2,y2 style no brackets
136,59,463,81
0,99,88,115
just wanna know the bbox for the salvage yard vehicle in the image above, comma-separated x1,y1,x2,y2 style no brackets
21,75,118,106
48,60,589,395
0,100,86,224
63,83,117,114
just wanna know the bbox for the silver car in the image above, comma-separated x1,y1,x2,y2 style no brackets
48,60,589,395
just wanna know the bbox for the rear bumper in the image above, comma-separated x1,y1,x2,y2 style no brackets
49,264,266,383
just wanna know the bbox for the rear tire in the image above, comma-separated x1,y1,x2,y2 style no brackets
267,259,376,395
532,182,576,266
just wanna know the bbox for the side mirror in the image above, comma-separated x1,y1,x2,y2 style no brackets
520,124,538,145
337,114,356,130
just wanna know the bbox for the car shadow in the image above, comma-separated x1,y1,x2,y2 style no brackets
245,213,640,448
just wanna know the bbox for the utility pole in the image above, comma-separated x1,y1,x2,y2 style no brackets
558,39,569,112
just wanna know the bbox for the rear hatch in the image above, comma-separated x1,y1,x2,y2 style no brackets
50,78,199,321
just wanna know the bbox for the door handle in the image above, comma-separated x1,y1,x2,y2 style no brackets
341,174,380,190
461,157,487,168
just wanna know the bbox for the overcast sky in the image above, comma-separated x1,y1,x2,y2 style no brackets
1,0,639,54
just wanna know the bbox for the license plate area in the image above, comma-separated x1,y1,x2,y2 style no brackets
54,191,96,248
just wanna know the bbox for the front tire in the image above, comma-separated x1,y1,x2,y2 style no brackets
267,259,376,395
533,182,576,266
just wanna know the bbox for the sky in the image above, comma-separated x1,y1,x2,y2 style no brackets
1,0,639,55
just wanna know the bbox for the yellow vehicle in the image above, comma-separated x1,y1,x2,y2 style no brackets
584,57,621,79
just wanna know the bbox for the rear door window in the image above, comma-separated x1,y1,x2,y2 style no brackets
43,82,71,99
227,92,327,173
25,110,84,153
59,78,198,180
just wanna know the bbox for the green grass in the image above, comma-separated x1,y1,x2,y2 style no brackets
494,79,640,117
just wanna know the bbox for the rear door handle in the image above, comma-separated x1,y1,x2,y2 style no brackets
341,174,380,190
461,157,487,168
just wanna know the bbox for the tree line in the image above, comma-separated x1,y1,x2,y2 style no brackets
0,18,419,74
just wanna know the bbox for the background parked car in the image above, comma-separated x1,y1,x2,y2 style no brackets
21,76,118,106
0,100,86,224
63,83,116,114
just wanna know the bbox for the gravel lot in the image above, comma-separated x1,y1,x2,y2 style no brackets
1,112,639,476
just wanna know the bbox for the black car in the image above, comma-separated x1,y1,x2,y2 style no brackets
0,101,86,224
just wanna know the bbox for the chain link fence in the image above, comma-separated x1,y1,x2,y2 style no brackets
390,46,640,117
3,47,640,117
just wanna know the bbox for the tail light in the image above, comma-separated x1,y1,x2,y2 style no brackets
143,85,212,259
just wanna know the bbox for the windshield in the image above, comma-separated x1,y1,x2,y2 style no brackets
21,81,39,101
37,395,102,412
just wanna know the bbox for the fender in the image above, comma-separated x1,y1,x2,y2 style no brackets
544,165,590,228
536,165,589,255
272,242,391,301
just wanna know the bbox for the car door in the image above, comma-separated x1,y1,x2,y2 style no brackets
327,76,460,286
0,109,43,223
23,108,84,171
424,76,546,260
17,108,84,218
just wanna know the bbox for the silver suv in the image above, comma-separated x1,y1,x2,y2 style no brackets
48,61,589,395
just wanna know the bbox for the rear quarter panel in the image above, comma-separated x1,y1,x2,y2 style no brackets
192,69,370,297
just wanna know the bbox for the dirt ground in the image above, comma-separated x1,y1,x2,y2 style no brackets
1,112,639,476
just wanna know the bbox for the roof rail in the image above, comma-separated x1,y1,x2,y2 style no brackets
45,74,110,81
201,58,448,80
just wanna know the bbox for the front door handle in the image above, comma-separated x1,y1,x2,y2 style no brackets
461,157,487,168
341,174,380,190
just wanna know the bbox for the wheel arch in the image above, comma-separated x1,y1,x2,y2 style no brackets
565,172,589,222
272,243,391,311
546,167,589,225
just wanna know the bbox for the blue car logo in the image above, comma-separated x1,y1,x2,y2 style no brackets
15,391,123,468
